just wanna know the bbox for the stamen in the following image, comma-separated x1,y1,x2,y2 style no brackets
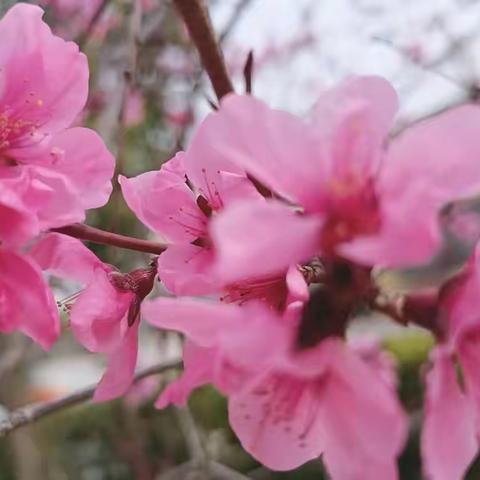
56,290,84,313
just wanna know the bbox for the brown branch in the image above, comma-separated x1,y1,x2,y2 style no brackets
53,223,167,255
0,359,181,438
172,0,234,101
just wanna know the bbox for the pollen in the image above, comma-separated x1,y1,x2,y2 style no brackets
0,110,38,154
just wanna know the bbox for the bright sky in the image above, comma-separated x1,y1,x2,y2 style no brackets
209,0,480,123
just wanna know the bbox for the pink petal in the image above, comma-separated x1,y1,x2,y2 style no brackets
319,345,407,480
441,252,480,337
0,248,59,349
184,133,262,210
70,269,134,352
119,170,206,243
286,265,310,304
353,105,480,268
22,165,88,229
44,128,114,210
210,200,322,283
0,182,39,245
0,4,88,150
187,94,324,210
229,371,326,471
182,109,251,208
457,326,480,407
349,336,398,390
93,321,139,402
421,348,478,480
311,76,398,177
156,341,253,409
158,244,218,295
30,232,106,285
143,297,244,347
156,341,218,408
340,180,441,267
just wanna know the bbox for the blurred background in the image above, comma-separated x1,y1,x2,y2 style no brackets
1,0,480,478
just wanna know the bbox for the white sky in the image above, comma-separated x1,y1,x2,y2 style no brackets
208,0,480,123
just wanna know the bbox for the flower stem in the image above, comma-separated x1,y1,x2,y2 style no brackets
53,223,167,255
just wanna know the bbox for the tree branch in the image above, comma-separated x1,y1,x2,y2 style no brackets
0,359,181,437
52,223,167,255
77,0,111,50
172,0,234,101
218,0,254,44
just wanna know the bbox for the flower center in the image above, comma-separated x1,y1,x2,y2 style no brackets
0,111,38,154
321,175,380,253
221,276,288,311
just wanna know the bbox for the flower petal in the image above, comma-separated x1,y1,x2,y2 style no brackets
156,341,218,408
211,200,322,283
0,248,59,349
119,170,205,243
421,348,478,480
30,232,106,285
353,105,480,268
311,75,398,177
70,269,134,352
0,4,88,151
186,94,325,209
44,128,114,210
93,321,139,402
143,297,244,347
0,181,38,245
158,244,218,295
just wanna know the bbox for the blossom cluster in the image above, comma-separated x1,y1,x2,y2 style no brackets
3,4,480,480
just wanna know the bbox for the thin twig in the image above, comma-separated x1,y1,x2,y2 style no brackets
0,359,181,437
52,223,167,255
77,0,111,50
172,0,234,101
218,0,254,44
175,407,209,472
169,0,253,152
109,0,143,232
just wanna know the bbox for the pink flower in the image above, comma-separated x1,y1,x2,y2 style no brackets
0,182,59,348
38,0,116,40
31,233,158,401
0,245,59,349
143,293,407,478
418,248,480,479
119,146,261,295
197,77,480,283
124,90,145,127
0,4,114,231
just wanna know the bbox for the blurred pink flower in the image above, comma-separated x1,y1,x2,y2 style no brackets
124,90,145,127
144,288,406,478
200,77,480,284
420,248,480,480
38,0,117,40
32,233,158,401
